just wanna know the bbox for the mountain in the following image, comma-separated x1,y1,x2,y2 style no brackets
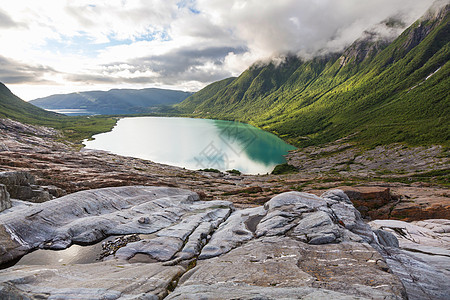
31,88,193,115
0,82,63,123
0,83,118,143
178,3,450,147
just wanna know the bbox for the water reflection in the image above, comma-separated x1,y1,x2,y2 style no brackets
213,120,296,166
17,241,105,265
84,117,296,174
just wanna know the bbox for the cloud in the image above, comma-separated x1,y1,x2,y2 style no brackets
0,0,440,100
67,45,245,87
0,9,22,28
0,55,58,84
197,0,437,59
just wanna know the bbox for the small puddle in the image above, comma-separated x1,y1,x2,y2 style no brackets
4,234,157,268
16,236,116,266
245,215,265,233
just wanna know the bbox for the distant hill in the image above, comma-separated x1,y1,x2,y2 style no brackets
31,88,193,115
178,3,450,147
0,82,63,123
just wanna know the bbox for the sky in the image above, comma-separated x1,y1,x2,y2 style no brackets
0,0,438,100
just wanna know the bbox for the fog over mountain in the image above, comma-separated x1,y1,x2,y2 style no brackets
0,0,440,99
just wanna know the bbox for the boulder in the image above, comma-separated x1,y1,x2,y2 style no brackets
199,206,265,259
0,171,53,203
338,186,391,209
0,171,35,188
0,184,11,212
41,185,66,198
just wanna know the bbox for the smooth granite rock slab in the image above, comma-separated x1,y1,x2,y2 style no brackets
166,283,373,300
174,236,406,299
0,188,416,299
370,219,450,300
0,186,233,265
0,260,185,299
199,206,265,259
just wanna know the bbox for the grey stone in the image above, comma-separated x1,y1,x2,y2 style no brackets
370,219,450,300
199,206,265,259
115,236,184,261
12,185,33,200
0,186,232,264
321,189,353,205
0,260,184,299
0,172,53,203
30,189,51,203
175,221,214,261
374,229,399,248
174,236,406,299
291,211,340,244
255,212,297,237
138,216,150,224
0,171,35,188
255,192,324,238
41,185,66,198
0,184,11,212
1,188,435,299
264,191,327,211
166,283,372,300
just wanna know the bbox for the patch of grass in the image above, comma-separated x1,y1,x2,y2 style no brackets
226,169,242,175
198,168,221,173
271,163,298,175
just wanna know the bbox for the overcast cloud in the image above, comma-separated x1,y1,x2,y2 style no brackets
0,0,442,100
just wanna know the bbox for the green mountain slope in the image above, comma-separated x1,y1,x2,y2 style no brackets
0,82,62,123
30,88,193,115
178,4,450,147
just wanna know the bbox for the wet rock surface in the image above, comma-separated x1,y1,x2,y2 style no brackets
0,187,421,299
0,186,231,265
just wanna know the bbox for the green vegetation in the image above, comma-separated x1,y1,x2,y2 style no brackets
271,163,298,175
178,6,450,148
226,169,242,175
0,83,117,144
198,168,221,173
2,6,449,154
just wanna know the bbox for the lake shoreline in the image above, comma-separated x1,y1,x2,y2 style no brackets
83,116,296,175
1,117,448,221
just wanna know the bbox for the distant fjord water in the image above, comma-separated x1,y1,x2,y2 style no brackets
83,117,296,174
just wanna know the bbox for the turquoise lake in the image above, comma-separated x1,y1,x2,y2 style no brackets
83,117,296,174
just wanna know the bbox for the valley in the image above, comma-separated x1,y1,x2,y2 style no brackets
0,2,448,299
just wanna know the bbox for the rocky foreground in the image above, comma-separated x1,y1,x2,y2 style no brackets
0,186,447,299
0,118,449,299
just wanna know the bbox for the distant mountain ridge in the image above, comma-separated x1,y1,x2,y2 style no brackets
31,88,193,115
178,3,450,147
